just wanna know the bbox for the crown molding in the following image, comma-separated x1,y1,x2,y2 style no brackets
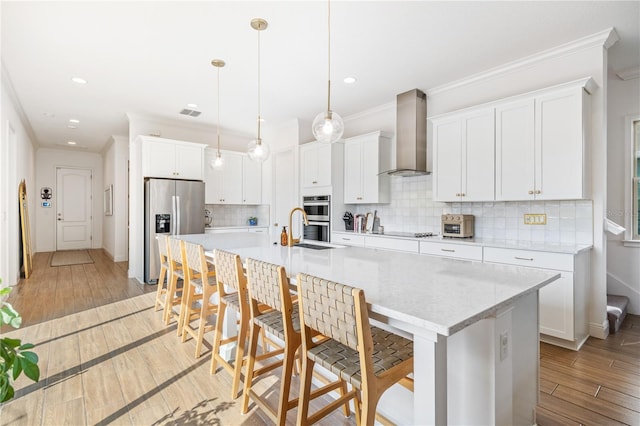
344,100,395,122
125,112,252,140
428,28,619,96
1,62,39,148
615,66,640,81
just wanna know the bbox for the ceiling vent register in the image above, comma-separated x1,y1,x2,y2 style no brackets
179,108,201,117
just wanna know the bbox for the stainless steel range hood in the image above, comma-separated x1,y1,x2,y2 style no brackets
383,88,429,176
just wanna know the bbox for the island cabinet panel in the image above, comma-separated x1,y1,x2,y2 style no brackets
432,108,495,202
343,131,392,204
142,136,206,180
484,246,590,350
419,240,483,261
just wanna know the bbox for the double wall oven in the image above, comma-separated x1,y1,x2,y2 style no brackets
302,195,330,242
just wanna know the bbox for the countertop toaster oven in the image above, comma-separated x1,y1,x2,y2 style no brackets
441,214,474,238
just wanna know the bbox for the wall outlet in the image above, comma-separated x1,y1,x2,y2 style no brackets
524,213,547,225
500,331,509,361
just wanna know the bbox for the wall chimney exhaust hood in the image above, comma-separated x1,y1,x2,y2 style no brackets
383,88,429,177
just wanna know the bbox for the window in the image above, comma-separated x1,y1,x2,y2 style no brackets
634,120,640,239
626,115,640,244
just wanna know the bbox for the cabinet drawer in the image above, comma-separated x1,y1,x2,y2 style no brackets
365,237,419,253
332,233,365,247
420,241,483,261
483,247,574,271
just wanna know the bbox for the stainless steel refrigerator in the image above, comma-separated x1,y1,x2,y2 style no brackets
144,178,205,284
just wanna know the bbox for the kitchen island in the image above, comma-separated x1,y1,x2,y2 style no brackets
179,232,559,425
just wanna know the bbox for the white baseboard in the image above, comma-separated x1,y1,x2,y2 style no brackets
589,320,610,340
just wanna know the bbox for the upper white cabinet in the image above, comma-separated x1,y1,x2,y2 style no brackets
205,150,262,205
496,81,591,200
141,136,206,180
344,131,392,204
432,77,593,202
300,142,332,188
242,156,262,204
432,108,495,202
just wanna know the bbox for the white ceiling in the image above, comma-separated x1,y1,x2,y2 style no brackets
2,1,639,153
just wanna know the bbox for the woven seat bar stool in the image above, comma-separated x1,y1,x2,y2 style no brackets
153,235,170,313
210,249,256,399
164,237,185,328
296,273,414,426
179,241,218,358
240,258,321,425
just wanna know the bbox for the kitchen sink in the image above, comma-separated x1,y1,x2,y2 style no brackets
294,243,334,250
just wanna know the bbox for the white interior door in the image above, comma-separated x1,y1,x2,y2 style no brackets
56,167,92,250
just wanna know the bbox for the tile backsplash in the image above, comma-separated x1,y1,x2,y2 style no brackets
205,204,269,228
346,175,593,245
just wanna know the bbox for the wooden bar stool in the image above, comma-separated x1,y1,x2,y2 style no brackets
180,241,218,358
154,235,170,313
164,237,185,329
296,273,414,426
210,249,252,399
240,258,299,424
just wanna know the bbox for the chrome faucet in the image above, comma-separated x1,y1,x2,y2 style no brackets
288,207,309,246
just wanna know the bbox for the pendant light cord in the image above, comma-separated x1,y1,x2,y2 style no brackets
327,0,332,113
257,24,262,143
216,65,221,156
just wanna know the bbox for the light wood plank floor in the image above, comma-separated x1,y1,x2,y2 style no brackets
0,250,355,426
2,250,638,425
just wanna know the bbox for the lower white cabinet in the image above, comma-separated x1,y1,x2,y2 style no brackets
366,236,419,253
420,241,483,261
483,246,590,350
331,232,365,247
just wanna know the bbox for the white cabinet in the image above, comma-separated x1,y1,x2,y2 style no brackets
331,232,365,247
483,246,590,350
344,131,392,204
432,108,495,202
419,240,483,261
141,136,205,180
365,236,419,253
495,79,591,200
205,151,243,204
242,156,262,205
300,142,332,188
205,150,262,205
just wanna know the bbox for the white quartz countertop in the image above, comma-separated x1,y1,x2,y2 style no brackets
333,230,592,254
179,232,559,337
205,225,268,230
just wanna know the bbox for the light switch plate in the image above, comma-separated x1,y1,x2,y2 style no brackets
524,213,547,225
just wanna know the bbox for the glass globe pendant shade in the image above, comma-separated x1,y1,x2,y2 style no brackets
210,151,224,170
312,110,344,144
247,138,270,162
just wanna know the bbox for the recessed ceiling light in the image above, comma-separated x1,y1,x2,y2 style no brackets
68,125,77,129
344,77,357,84
67,141,77,145
69,119,80,124
187,103,198,108
71,77,87,84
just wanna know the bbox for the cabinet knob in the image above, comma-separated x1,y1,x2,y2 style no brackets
455,193,460,197
528,190,534,195
312,181,317,184
461,193,465,197
535,190,541,194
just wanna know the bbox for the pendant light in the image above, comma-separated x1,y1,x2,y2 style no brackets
210,59,225,169
312,0,344,144
247,18,270,162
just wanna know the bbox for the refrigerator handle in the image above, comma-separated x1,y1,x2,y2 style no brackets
176,195,181,236
171,195,177,235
